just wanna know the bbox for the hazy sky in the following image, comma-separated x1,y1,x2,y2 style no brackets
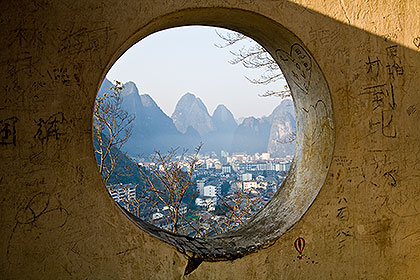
106,26,288,118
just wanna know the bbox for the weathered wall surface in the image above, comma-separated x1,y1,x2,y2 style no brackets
1,0,419,279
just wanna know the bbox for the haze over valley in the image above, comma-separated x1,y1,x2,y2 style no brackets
98,79,296,158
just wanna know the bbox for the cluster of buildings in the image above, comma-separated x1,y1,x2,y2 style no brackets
108,151,292,236
191,152,292,216
195,180,220,211
195,151,292,174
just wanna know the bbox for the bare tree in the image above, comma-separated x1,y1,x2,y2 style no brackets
214,190,262,233
190,189,263,237
93,81,135,184
134,145,202,234
115,144,265,238
216,29,297,153
215,30,291,98
94,80,279,238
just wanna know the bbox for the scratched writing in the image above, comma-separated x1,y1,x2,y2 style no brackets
336,180,349,222
8,28,29,47
0,117,19,146
336,226,354,251
332,155,357,253
276,43,312,93
15,192,68,227
360,45,403,140
366,151,420,217
385,45,404,79
365,152,399,189
308,28,349,67
301,99,332,144
7,192,69,260
58,26,110,56
365,56,381,81
308,28,340,46
5,52,41,79
407,104,418,116
383,169,397,187
46,63,82,87
361,83,397,138
7,25,49,49
47,67,71,86
31,80,47,91
34,112,66,144
1,82,25,110
1,51,44,110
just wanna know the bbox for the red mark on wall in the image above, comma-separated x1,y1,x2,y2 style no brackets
294,237,305,259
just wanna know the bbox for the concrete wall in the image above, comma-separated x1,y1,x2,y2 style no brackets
1,0,419,279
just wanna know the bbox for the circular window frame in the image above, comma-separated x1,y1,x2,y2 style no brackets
100,7,334,264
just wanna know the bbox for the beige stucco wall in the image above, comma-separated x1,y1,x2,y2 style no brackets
1,0,419,279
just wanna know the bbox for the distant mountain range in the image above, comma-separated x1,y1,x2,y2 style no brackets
98,79,295,158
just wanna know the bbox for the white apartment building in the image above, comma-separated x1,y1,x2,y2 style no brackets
240,173,252,181
203,185,217,197
197,180,205,196
222,164,232,174
195,197,217,211
107,184,136,203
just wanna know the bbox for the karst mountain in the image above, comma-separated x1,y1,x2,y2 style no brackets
97,79,295,157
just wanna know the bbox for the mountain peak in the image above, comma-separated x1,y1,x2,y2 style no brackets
140,94,157,108
269,98,295,122
213,104,228,115
212,104,237,132
121,81,139,96
172,92,214,135
179,92,196,102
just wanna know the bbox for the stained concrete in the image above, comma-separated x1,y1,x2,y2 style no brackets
1,0,420,279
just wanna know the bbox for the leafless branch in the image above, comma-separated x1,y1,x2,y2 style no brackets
93,81,135,184
215,29,291,99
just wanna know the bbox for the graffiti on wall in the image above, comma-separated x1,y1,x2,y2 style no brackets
360,45,404,140
0,117,19,146
276,43,312,93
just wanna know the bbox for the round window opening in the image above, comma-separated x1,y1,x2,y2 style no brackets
95,25,295,237
94,8,334,266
